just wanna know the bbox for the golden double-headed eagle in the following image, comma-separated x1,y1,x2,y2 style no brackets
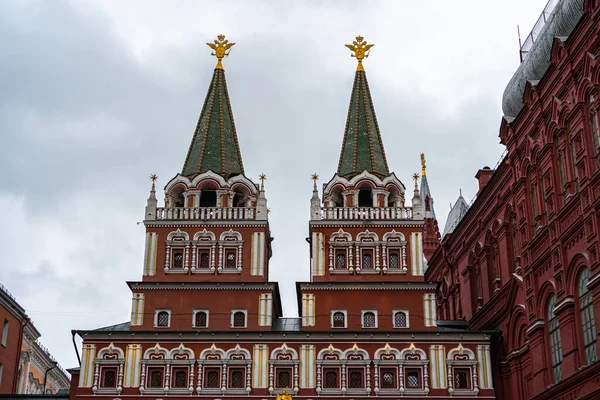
275,388,293,400
206,34,235,68
345,36,374,70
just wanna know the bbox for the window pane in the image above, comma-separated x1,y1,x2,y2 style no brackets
233,312,245,327
363,312,376,328
389,253,399,268
195,312,207,327
103,370,116,388
174,371,187,388
349,371,362,388
455,372,468,389
200,252,210,268
325,371,337,388
362,253,372,268
382,372,394,388
336,253,346,269
333,312,345,328
277,371,290,388
406,371,420,388
205,371,219,388
226,252,236,268
394,312,407,328
157,312,169,327
230,371,244,388
150,371,163,388
173,251,183,268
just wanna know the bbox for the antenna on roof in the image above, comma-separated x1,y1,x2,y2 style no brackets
459,188,462,197
517,25,523,63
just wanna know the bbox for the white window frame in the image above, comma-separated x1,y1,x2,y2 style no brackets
330,309,347,328
154,309,171,328
193,309,209,328
361,310,378,328
231,309,247,328
392,309,410,328
1,320,8,347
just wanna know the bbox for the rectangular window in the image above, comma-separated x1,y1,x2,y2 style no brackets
0,363,3,386
380,368,396,389
147,368,164,388
172,249,184,269
225,250,237,268
231,310,247,328
570,138,579,190
275,368,292,389
454,368,471,389
199,251,210,268
348,368,364,388
331,310,347,328
590,96,600,166
405,369,422,389
323,368,339,389
529,171,538,222
204,368,221,388
1,320,8,347
172,368,188,388
335,250,346,269
362,250,373,269
101,367,117,388
228,368,245,388
389,251,399,268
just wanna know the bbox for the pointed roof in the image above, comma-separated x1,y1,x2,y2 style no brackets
337,38,389,178
420,174,436,219
182,59,244,179
443,194,470,238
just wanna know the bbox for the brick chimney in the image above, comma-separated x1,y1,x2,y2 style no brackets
475,166,494,195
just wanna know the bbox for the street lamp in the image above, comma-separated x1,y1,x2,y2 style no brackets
43,361,58,394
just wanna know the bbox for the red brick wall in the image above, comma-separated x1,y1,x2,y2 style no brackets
0,307,24,394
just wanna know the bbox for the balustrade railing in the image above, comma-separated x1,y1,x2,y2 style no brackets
320,206,413,220
156,207,256,221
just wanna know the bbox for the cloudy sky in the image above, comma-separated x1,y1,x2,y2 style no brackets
0,0,548,372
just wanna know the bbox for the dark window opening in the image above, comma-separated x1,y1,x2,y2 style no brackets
149,370,163,388
233,311,246,327
205,370,220,388
199,251,210,268
454,370,470,389
226,251,236,268
325,371,338,388
349,370,363,388
173,370,188,388
363,311,376,328
333,312,345,328
335,251,346,269
394,312,407,328
381,370,395,389
156,311,169,327
358,189,372,207
200,190,217,207
277,370,290,388
173,251,184,268
195,311,208,328
362,252,373,268
389,252,399,268
102,370,116,388
229,369,244,388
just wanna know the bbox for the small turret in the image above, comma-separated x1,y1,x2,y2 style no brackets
411,172,423,219
310,174,322,220
145,174,158,220
419,154,440,260
255,173,268,221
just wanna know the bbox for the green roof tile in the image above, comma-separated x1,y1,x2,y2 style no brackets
182,68,244,179
337,70,389,178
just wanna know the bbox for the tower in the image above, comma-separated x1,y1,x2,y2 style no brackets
419,154,440,260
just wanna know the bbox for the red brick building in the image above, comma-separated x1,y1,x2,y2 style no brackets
426,1,600,399
69,35,495,400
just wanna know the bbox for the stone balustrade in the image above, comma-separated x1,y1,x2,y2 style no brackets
320,206,413,220
155,207,256,221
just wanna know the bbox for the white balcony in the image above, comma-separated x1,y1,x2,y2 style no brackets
155,207,256,221
320,206,413,220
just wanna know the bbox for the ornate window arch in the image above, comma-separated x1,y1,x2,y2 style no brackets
197,344,251,395
316,345,344,394
447,344,479,396
192,229,217,273
577,268,597,365
316,345,370,395
588,91,600,166
166,344,195,394
546,294,563,383
165,229,190,273
329,229,353,274
373,344,402,394
382,230,407,273
355,230,380,273
139,344,169,394
268,344,299,394
92,343,125,394
399,344,429,395
218,229,243,273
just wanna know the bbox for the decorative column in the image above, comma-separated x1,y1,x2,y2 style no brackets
373,362,380,394
246,362,252,393
196,363,203,393
164,362,171,391
139,363,146,393
316,363,322,394
365,363,371,394
221,363,227,392
191,243,197,271
329,246,333,270
268,363,274,392
237,244,243,272
164,244,171,271
91,360,100,392
293,363,299,392
382,244,387,271
184,243,190,271
341,364,347,394
348,244,354,269
189,363,195,394
401,243,407,270
117,362,124,394
375,245,381,271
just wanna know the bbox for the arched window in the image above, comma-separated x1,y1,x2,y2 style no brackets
200,190,217,207
233,311,246,328
578,269,597,365
556,133,567,196
589,93,600,166
358,188,372,207
510,212,519,260
156,311,169,327
394,311,407,328
195,311,208,328
332,311,346,328
362,311,376,328
547,295,563,383
529,169,538,225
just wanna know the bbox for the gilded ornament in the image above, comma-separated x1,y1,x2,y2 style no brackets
420,153,426,176
345,35,374,71
206,34,235,69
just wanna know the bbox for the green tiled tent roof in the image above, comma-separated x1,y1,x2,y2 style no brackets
182,68,244,179
337,70,389,178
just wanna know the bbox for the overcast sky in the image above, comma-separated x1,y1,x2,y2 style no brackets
0,0,548,372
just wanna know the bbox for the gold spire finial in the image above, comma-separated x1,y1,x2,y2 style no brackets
412,172,419,182
420,153,426,176
259,173,267,188
206,34,235,69
150,174,158,183
311,173,319,184
345,35,374,71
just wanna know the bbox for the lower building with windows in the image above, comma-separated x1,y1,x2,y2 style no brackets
0,283,70,394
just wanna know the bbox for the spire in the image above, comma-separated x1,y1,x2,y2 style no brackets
443,192,470,238
145,174,158,220
310,173,322,220
256,173,268,221
419,153,435,219
337,36,389,178
411,172,423,219
181,35,244,179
